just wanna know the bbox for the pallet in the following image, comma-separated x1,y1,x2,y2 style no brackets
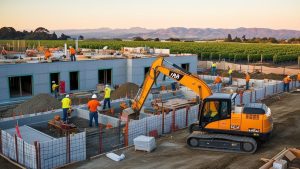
156,98,194,110
259,148,300,169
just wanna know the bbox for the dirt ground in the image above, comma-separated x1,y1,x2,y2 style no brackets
0,156,19,169
63,91,300,169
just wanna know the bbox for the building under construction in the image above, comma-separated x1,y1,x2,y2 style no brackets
0,48,197,103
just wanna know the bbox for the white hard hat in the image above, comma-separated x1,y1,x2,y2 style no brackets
69,46,72,48
105,84,109,87
65,94,69,98
92,94,97,99
52,81,55,83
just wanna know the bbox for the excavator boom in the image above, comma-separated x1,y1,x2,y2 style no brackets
131,57,212,114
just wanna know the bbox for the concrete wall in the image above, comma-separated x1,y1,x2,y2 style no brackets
0,110,63,129
0,55,197,102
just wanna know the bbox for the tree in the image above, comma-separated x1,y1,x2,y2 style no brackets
51,32,58,40
58,33,71,40
78,35,84,40
242,35,247,41
166,37,180,41
225,34,232,42
133,37,144,41
0,27,17,39
34,27,49,33
268,37,278,43
154,38,160,41
233,36,242,42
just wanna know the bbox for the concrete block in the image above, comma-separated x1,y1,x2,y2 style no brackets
272,159,287,169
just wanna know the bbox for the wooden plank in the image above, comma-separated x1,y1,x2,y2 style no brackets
289,148,300,158
260,158,271,162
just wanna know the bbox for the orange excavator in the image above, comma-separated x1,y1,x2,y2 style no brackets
123,57,273,153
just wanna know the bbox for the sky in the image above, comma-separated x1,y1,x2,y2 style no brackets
0,0,299,30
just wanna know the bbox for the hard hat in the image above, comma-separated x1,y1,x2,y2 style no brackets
52,81,55,83
92,94,97,99
105,84,109,87
65,94,69,98
69,46,72,48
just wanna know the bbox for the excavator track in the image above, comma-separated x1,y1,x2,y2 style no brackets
187,132,257,153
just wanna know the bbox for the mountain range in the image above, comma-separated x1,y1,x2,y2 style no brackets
53,27,300,40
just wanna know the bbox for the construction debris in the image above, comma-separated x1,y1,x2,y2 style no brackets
111,82,139,100
106,152,125,162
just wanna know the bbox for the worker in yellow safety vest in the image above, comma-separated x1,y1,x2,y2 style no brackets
211,62,217,76
103,85,111,109
61,94,71,123
52,81,59,98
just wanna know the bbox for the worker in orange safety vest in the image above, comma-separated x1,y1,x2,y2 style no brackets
69,46,76,61
283,75,292,92
44,48,51,60
214,75,222,92
245,72,250,90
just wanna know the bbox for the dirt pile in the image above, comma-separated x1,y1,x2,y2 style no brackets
12,93,61,114
111,82,139,100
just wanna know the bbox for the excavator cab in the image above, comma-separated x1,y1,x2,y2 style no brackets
200,93,233,126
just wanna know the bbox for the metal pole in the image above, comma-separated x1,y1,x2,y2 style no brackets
15,135,19,163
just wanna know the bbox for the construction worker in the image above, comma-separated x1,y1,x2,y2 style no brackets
283,75,292,92
211,62,217,76
103,85,111,110
245,72,250,90
51,81,59,98
297,72,300,83
69,46,76,61
44,48,51,60
61,94,71,123
214,75,222,92
228,66,233,85
87,94,100,127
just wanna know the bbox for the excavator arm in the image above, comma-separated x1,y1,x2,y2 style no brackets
131,57,212,115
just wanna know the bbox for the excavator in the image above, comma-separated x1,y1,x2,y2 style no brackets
123,57,273,153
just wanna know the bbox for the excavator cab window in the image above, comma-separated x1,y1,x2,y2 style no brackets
201,99,231,124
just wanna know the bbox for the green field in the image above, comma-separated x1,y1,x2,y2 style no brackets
1,40,300,64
